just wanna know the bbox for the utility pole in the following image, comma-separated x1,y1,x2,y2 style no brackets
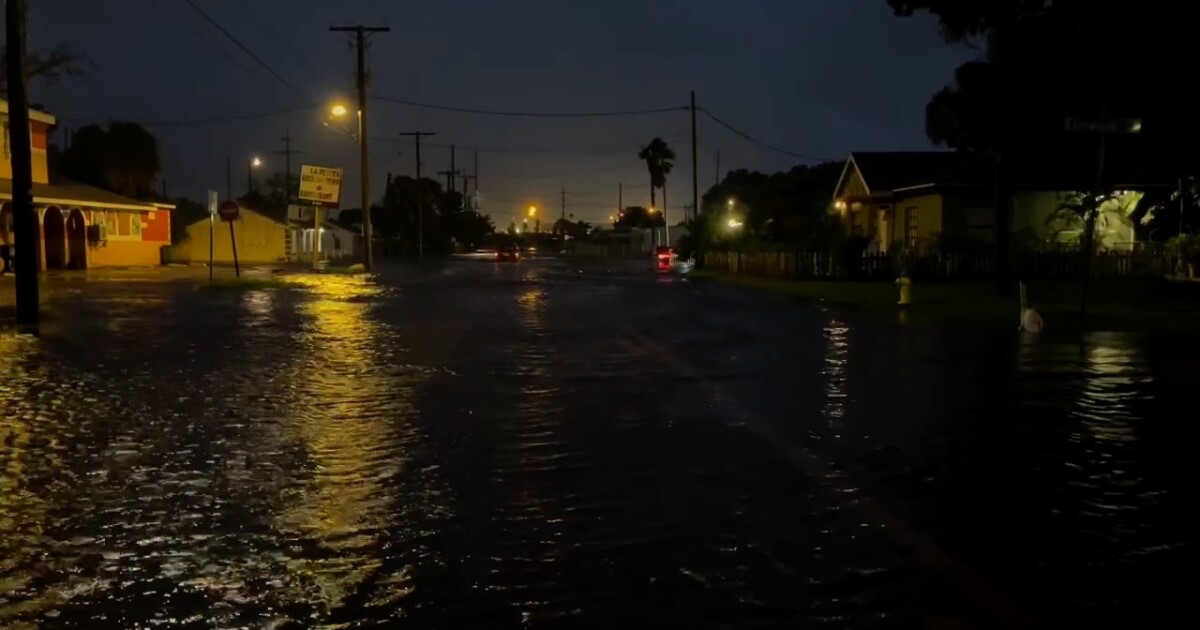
400,131,435,261
437,168,460,196
461,174,476,210
274,129,302,203
560,186,567,224
330,24,389,270
691,90,699,224
473,150,479,208
226,155,232,200
618,181,623,221
449,144,457,193
7,0,38,328
715,149,721,187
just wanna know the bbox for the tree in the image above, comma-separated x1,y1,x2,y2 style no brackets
169,197,207,244
614,206,664,229
637,138,676,211
60,122,161,200
0,46,83,94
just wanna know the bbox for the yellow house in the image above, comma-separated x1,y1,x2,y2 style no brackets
0,101,173,270
176,206,287,264
831,152,982,253
832,151,1177,253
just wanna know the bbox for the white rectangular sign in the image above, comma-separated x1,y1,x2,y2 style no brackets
298,164,343,207
207,190,218,215
288,204,315,222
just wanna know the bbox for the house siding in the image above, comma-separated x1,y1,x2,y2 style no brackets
178,209,286,264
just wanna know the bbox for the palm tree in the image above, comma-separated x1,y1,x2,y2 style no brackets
638,138,676,242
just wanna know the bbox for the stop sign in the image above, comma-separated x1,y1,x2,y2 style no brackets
218,200,240,222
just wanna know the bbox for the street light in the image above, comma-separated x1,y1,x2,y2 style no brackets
527,205,537,218
247,156,263,195
330,103,349,118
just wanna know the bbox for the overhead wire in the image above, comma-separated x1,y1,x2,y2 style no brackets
699,107,832,163
178,0,312,105
374,96,687,118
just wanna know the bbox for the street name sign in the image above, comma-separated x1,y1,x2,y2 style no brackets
1063,117,1142,134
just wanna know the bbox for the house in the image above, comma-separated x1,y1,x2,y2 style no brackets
0,101,173,270
176,206,288,265
831,150,1174,253
176,205,360,265
288,218,359,262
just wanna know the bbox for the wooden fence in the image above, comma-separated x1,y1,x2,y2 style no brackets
702,249,1172,282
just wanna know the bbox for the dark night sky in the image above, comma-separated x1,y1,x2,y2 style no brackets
32,0,973,225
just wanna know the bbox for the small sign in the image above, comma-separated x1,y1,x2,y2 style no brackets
207,190,219,215
288,204,315,222
218,200,240,222
298,164,343,208
1064,117,1142,134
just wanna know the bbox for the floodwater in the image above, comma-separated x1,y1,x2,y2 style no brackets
1,261,1196,628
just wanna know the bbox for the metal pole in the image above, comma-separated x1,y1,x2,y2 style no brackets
691,90,699,223
356,32,373,270
6,0,39,328
208,214,214,282
226,155,232,201
229,219,241,278
312,206,320,269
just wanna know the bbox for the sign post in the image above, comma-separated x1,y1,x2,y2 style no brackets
1064,114,1141,324
218,200,241,278
298,164,342,271
207,190,218,282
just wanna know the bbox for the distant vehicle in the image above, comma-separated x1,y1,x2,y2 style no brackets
655,246,674,272
496,245,521,262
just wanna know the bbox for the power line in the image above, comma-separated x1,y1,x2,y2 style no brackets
179,0,311,104
699,107,831,163
374,96,687,118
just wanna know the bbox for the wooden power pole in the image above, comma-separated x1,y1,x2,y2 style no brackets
7,0,39,328
400,131,435,261
329,24,389,270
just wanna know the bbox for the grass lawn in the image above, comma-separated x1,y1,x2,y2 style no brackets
693,270,1200,333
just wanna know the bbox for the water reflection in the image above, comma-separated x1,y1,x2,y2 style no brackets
273,274,436,616
820,318,850,428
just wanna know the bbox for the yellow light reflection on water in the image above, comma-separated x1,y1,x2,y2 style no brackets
271,274,422,610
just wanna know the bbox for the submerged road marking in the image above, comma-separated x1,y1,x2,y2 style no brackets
618,324,1050,629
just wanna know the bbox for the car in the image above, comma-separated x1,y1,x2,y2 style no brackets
496,245,521,262
654,246,674,272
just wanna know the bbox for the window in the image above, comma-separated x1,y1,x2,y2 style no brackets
130,213,142,238
904,207,918,248
105,211,121,237
850,210,863,236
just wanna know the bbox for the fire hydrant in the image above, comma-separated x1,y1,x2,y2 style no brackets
895,274,913,306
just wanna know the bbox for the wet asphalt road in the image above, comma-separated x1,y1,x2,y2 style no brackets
1,259,1198,628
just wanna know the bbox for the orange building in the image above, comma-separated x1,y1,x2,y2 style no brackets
0,101,172,270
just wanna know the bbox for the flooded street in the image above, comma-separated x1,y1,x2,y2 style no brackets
2,261,1197,628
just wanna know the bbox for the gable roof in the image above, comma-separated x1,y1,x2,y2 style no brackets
0,178,170,210
849,152,975,194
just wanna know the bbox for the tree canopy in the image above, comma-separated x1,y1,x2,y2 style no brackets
0,46,83,94
60,122,162,200
637,138,675,210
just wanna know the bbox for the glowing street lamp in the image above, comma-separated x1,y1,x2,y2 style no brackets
527,205,538,218
246,156,263,195
330,103,349,118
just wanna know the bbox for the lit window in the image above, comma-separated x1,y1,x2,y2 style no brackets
131,213,142,237
904,207,918,248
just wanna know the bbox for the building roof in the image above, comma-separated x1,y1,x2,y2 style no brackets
0,100,57,125
0,178,171,210
848,152,974,194
837,147,1178,199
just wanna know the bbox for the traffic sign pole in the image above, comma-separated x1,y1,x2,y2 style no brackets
1064,113,1140,326
218,200,241,278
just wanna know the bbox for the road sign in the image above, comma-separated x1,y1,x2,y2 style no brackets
288,204,315,222
298,164,343,207
218,200,240,222
1064,117,1142,134
207,190,218,215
